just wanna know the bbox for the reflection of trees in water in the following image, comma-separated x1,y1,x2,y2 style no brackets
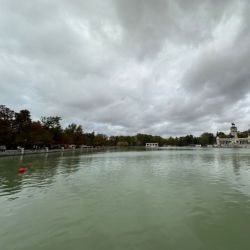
198,152,216,165
0,152,87,196
231,153,241,175
215,150,250,176
185,150,250,177
24,154,61,187
0,156,24,196
231,152,250,175
58,152,84,175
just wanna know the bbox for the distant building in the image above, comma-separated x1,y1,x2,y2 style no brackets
145,143,159,148
216,123,250,147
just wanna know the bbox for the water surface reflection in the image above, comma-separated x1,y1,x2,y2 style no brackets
0,151,88,197
1,149,250,250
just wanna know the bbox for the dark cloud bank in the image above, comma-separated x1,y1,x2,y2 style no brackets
1,0,250,136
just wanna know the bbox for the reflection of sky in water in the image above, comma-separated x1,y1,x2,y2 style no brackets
1,149,250,199
0,152,87,199
1,149,250,250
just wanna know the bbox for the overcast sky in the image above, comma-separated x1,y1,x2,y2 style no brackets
1,0,250,136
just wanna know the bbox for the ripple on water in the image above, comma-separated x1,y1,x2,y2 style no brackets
1,149,250,250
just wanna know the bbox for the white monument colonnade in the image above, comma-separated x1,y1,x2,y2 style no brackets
216,123,250,147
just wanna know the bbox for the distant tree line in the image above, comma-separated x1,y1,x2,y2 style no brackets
2,104,246,149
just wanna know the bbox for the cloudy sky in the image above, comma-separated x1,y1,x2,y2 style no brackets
1,0,250,136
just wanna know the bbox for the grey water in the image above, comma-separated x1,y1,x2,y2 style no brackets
0,148,250,250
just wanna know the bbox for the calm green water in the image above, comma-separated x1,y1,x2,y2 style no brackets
1,149,250,250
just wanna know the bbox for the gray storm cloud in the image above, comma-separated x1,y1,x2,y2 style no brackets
0,0,250,136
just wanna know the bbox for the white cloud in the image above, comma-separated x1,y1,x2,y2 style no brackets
0,0,250,136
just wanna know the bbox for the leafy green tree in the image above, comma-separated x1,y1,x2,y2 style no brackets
64,123,77,134
117,141,129,147
108,136,118,146
83,132,95,146
74,125,84,145
41,116,62,144
0,105,15,148
216,132,229,138
30,121,53,146
237,131,249,138
94,134,108,146
14,109,32,147
198,133,215,146
41,116,62,130
64,123,84,145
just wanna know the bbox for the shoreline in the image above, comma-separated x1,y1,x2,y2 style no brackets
0,147,109,158
1,145,250,158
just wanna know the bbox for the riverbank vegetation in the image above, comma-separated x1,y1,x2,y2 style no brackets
0,104,241,149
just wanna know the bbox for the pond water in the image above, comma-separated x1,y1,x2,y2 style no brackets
1,149,250,250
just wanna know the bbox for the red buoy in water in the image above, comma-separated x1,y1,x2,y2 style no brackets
18,168,25,174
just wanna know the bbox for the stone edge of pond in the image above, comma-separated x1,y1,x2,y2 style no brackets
0,147,114,158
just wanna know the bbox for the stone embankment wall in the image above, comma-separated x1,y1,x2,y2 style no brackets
0,147,109,157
